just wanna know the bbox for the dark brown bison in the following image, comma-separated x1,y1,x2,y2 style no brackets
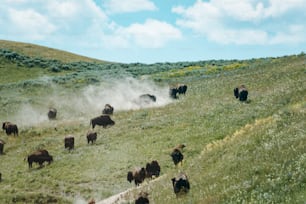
169,84,187,99
90,115,115,129
0,139,5,154
86,131,97,144
102,104,114,115
135,192,149,204
0,172,2,182
27,149,53,168
48,108,57,120
2,122,18,136
139,94,156,103
169,87,178,99
234,85,248,102
145,160,161,179
171,148,184,166
64,135,74,150
177,84,187,95
171,172,190,196
127,167,146,186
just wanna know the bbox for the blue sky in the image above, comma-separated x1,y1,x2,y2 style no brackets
0,0,305,63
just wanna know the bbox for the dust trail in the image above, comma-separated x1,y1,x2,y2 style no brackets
9,77,173,127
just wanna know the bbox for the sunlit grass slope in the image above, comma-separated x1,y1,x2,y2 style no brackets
0,41,305,204
0,40,105,63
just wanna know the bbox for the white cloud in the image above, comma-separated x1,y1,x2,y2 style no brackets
117,19,182,48
104,0,157,14
8,8,57,40
173,0,306,45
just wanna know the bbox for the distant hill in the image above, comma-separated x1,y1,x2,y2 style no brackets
0,39,107,63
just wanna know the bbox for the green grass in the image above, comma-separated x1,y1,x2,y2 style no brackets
0,41,305,203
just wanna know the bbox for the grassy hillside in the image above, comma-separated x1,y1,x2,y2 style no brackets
0,40,105,63
0,41,305,204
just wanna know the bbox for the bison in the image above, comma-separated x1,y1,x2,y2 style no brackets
139,94,156,103
90,115,115,129
145,160,161,179
135,192,149,204
171,148,184,166
64,135,74,150
48,108,57,120
102,104,114,115
27,149,53,168
0,172,1,182
127,167,146,186
234,85,248,102
171,172,190,196
2,122,18,136
0,139,5,154
169,87,178,99
86,131,97,144
169,84,188,99
177,84,187,95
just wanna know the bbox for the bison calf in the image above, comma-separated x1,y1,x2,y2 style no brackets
86,131,97,144
64,135,75,150
2,122,18,136
171,173,190,196
127,167,146,186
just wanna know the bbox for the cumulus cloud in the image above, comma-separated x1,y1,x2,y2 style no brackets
116,19,182,48
173,0,306,45
7,8,56,40
104,0,157,14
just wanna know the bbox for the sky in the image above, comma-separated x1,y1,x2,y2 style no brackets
0,0,306,64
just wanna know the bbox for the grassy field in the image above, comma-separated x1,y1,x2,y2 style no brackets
0,41,305,204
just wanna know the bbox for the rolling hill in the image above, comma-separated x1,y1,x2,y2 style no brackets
0,41,305,204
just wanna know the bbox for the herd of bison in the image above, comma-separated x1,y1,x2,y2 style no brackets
0,84,248,203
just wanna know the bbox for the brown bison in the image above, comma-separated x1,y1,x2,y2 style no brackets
0,139,5,154
48,108,57,120
135,192,149,204
171,148,184,166
102,104,114,115
64,135,74,150
127,167,146,186
2,122,18,136
234,85,248,102
90,115,115,129
0,172,2,182
145,160,161,179
27,149,53,168
171,172,190,196
86,131,97,144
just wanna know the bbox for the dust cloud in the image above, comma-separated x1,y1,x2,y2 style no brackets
10,77,173,127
